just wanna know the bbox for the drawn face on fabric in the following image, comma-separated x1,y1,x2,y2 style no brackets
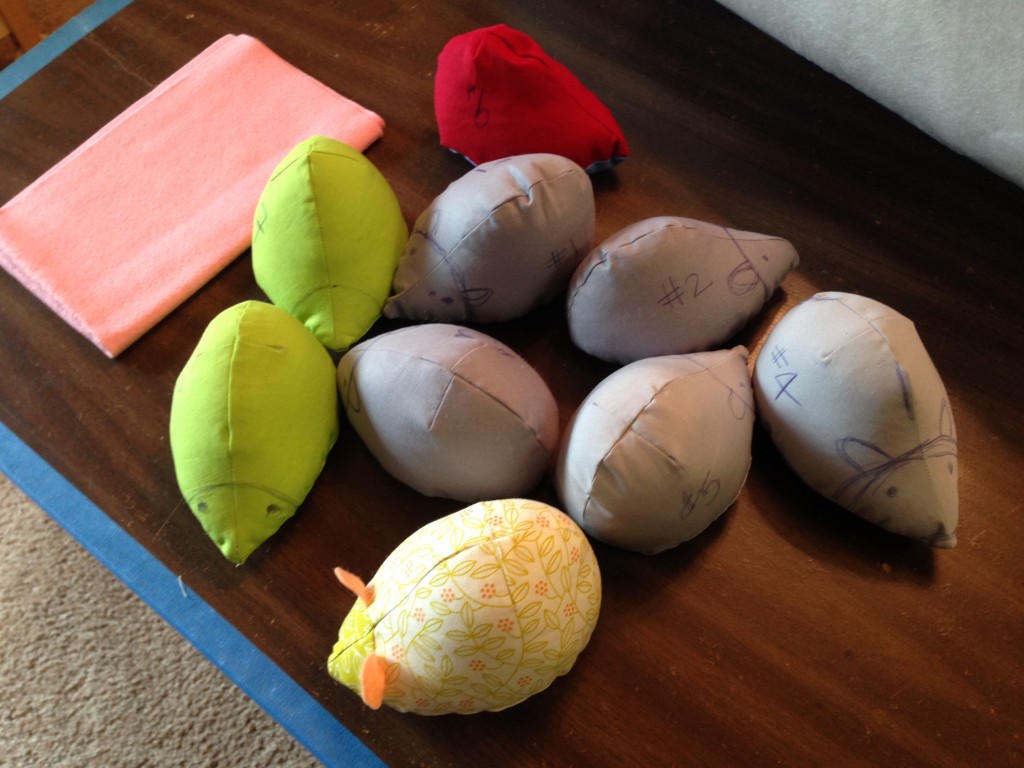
751,291,959,548
188,483,297,564
401,214,494,321
385,153,595,325
832,398,958,545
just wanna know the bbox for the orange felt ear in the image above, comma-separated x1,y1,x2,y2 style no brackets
360,654,388,710
334,566,375,606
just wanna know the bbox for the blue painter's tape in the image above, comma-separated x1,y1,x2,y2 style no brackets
0,420,385,768
0,0,135,100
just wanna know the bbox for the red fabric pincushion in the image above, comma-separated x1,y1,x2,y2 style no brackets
434,24,629,173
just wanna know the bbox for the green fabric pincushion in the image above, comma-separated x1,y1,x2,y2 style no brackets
252,136,407,352
169,300,339,564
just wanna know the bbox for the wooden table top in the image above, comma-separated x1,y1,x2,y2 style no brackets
2,1,1022,766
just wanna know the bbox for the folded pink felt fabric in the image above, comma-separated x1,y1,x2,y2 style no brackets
0,34,385,357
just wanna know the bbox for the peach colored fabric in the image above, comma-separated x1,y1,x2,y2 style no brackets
0,34,384,357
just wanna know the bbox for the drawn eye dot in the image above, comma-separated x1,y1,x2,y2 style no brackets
267,504,282,515
947,463,955,474
441,297,454,305
197,501,208,513
886,487,898,498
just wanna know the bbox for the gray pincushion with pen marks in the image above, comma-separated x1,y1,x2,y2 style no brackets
567,216,799,364
338,323,559,502
384,153,595,323
556,347,755,554
752,292,958,547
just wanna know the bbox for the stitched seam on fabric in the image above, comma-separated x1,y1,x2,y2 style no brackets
595,374,685,467
380,345,554,460
721,226,773,303
292,280,383,308
615,219,696,249
486,515,531,695
699,352,755,419
491,32,622,140
427,375,458,432
308,149,337,335
568,220,692,313
452,171,570,315
581,357,737,524
451,344,553,459
268,149,306,182
352,535,502,654
397,165,576,320
398,224,468,319
425,336,484,431
581,378,675,526
818,296,905,363
444,191,537,318
565,248,607,313
225,307,244,562
186,481,299,508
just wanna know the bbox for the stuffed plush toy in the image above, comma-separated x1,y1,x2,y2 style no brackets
385,153,594,324
251,135,407,352
556,347,755,554
328,498,601,714
567,216,799,364
434,24,629,173
753,292,958,547
169,300,339,564
338,324,559,501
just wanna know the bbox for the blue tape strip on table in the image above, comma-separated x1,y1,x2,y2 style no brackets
0,420,385,768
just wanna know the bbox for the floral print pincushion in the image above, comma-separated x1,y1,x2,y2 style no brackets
328,498,601,714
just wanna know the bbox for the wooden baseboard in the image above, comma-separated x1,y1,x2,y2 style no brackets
0,0,42,52
1,32,19,68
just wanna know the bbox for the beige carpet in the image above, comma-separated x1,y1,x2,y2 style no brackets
0,471,321,767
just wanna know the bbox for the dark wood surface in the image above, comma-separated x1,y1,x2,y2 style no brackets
2,2,1022,766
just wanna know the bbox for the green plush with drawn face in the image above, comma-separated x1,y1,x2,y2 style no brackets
252,135,407,352
169,300,339,564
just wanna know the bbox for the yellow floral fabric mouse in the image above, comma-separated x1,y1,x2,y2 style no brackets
328,498,601,714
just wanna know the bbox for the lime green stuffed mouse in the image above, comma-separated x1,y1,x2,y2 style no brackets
169,300,339,563
252,136,407,352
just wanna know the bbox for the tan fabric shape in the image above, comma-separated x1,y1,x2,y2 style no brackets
384,153,595,323
338,324,559,501
567,216,798,364
752,292,958,547
556,347,755,554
